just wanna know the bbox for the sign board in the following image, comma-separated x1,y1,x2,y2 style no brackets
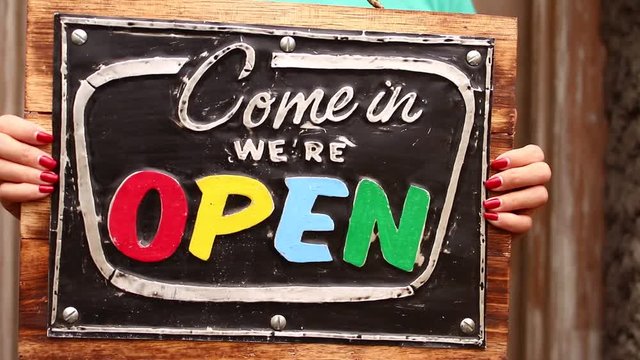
49,14,494,347
20,1,517,358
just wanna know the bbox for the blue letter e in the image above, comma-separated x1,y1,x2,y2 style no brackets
274,177,349,263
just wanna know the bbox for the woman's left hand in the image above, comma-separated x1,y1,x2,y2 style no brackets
483,144,551,234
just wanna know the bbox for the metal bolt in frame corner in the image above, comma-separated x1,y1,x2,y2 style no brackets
280,36,296,53
71,29,88,46
270,314,287,331
62,306,79,324
460,318,476,335
466,50,482,66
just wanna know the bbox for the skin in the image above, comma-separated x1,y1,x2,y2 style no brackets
0,115,58,218
484,144,551,233
0,114,551,234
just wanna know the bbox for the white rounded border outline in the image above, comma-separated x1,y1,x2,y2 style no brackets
69,46,477,304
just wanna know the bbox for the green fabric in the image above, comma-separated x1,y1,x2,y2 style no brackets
271,0,475,13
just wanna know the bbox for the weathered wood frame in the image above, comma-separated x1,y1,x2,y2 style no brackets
20,1,516,358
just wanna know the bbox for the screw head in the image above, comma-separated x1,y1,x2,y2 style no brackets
466,50,482,66
279,36,296,53
62,307,79,324
460,318,476,335
270,314,287,331
71,29,88,46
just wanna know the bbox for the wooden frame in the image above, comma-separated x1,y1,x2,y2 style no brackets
20,1,516,358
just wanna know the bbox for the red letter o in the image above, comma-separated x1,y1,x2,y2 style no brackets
108,171,187,262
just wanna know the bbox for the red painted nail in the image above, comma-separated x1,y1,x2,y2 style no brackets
484,212,499,221
38,155,57,170
484,176,502,190
490,157,509,170
483,198,501,210
40,171,59,184
35,131,54,144
39,185,55,194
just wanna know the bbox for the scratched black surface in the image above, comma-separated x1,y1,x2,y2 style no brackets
49,15,493,347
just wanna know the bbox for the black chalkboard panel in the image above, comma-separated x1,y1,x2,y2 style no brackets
49,14,494,348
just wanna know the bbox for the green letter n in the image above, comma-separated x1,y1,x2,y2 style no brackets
343,179,431,272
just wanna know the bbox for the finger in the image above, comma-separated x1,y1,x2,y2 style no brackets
483,185,548,213
483,212,532,234
0,114,53,146
0,132,57,171
485,162,551,191
490,144,545,170
0,158,59,185
0,182,54,204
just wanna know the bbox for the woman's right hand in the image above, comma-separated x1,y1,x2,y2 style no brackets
0,114,58,218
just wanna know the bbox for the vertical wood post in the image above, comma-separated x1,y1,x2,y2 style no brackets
0,0,25,359
518,0,606,359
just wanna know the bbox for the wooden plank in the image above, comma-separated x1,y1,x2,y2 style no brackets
519,0,605,359
19,112,51,240
20,328,503,360
21,1,516,358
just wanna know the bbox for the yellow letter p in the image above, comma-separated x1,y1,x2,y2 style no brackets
188,175,274,261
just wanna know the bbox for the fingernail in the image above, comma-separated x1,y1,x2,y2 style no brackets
491,157,510,170
484,176,503,190
40,171,59,184
39,185,55,194
35,131,54,144
38,155,57,170
484,212,499,221
483,198,501,210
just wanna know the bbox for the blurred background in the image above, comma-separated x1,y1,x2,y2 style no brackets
0,0,624,359
0,0,24,359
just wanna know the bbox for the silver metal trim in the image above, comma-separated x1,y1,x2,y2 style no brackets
478,46,494,345
49,325,483,346
51,15,494,345
59,16,494,47
50,21,69,325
